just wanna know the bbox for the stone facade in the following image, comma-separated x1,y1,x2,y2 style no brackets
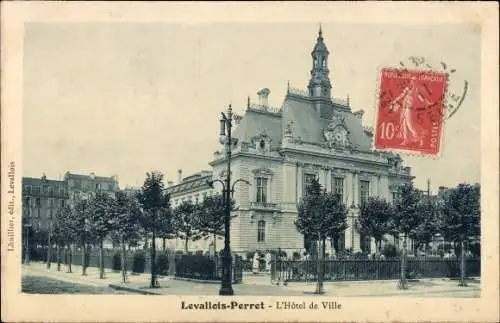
22,174,69,233
208,29,413,257
22,172,119,237
167,29,414,256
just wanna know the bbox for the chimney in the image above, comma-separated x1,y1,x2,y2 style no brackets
167,181,174,187
178,169,182,184
90,172,95,180
257,88,270,107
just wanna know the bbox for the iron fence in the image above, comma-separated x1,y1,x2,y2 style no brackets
271,258,480,282
175,254,243,284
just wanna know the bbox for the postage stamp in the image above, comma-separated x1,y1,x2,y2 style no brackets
374,68,448,155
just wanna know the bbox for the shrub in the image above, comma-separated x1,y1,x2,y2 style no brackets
195,250,204,256
381,243,400,259
112,253,121,272
156,252,169,275
292,252,301,261
352,251,368,260
132,251,146,274
175,255,217,280
246,251,255,261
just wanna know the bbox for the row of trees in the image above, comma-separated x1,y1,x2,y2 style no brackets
295,179,480,293
23,171,232,288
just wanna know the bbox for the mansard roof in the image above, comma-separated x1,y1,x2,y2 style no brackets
22,177,66,187
232,108,282,149
231,93,374,154
166,171,213,195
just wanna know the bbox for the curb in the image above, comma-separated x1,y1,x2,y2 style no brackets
173,277,220,284
108,284,162,295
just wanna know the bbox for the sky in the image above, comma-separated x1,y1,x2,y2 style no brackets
23,22,481,193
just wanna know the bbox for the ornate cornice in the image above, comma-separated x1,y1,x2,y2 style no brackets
251,167,274,176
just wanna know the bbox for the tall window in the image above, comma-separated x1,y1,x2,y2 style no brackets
332,231,345,256
34,186,40,195
48,187,54,196
332,177,344,202
359,180,370,203
60,199,65,208
257,220,266,242
24,185,31,195
256,177,268,203
392,191,400,203
360,234,371,253
303,173,316,196
338,231,345,253
48,198,54,208
35,198,41,208
394,234,400,249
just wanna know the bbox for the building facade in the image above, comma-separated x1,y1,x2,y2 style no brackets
166,170,219,251
207,28,413,256
64,171,119,207
166,29,414,256
22,174,69,233
22,172,120,236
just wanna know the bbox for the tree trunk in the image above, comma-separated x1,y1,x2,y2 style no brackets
376,240,382,255
399,234,408,289
184,238,189,253
144,234,149,250
46,229,52,269
213,232,217,256
56,245,61,271
67,244,73,273
315,236,324,294
81,243,87,276
121,236,127,284
99,238,105,279
150,230,158,288
162,237,166,251
459,239,467,287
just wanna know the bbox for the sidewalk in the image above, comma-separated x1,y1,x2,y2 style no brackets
22,262,480,297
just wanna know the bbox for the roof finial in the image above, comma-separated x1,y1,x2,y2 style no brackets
346,94,350,107
319,23,323,38
287,81,290,92
247,96,250,109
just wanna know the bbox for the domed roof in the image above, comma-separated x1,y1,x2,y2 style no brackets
312,27,329,55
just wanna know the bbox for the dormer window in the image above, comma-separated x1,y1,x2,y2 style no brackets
259,140,266,150
251,132,271,153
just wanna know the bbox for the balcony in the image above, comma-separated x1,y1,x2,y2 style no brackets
249,201,279,211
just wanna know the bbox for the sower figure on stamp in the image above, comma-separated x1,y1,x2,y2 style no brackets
388,79,435,147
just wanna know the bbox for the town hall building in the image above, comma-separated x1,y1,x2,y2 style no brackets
167,28,413,257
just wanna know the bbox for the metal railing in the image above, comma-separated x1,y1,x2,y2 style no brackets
271,258,480,282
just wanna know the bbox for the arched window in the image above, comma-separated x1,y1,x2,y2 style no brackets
257,220,266,242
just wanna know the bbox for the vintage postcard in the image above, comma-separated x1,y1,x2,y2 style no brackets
2,2,499,322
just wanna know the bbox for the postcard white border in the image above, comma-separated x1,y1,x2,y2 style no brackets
2,2,499,322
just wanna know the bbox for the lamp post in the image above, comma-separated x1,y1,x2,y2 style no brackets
209,104,250,296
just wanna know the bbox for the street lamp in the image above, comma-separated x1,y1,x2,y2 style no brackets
208,104,250,296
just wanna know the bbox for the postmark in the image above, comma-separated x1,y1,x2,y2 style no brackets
374,67,448,155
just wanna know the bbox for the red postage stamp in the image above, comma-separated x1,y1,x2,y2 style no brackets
374,67,448,155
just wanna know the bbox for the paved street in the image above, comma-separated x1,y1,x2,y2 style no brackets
22,262,480,297
22,275,132,294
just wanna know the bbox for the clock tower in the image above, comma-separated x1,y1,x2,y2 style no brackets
308,26,332,99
